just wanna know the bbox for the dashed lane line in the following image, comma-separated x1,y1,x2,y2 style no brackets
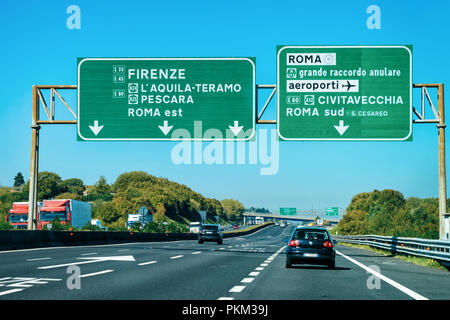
138,261,157,266
0,288,23,296
219,245,286,300
26,257,52,261
79,269,114,278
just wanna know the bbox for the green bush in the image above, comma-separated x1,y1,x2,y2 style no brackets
336,189,440,239
42,219,73,231
107,225,129,231
142,221,188,233
81,223,104,231
0,221,12,230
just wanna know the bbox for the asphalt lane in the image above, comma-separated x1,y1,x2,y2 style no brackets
0,225,449,300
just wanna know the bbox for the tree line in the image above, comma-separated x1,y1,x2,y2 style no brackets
335,189,442,239
0,171,245,229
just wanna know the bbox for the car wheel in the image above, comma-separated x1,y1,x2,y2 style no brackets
286,259,292,268
198,239,203,244
327,259,335,269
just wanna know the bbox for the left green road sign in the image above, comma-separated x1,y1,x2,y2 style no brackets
280,208,296,216
77,58,255,141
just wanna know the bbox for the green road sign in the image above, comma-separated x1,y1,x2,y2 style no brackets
277,46,412,140
77,58,255,141
326,207,339,216
280,208,296,216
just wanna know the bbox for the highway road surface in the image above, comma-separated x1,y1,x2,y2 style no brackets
0,225,449,300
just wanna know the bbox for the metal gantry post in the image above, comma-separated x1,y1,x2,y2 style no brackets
437,84,448,239
27,85,40,230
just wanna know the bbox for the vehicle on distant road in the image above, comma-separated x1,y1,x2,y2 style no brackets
198,224,223,245
7,202,42,229
91,219,107,231
285,227,337,269
279,222,286,227
189,221,202,234
233,224,239,230
316,218,324,227
38,199,91,230
126,212,153,230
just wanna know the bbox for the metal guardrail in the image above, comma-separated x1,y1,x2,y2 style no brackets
333,234,450,263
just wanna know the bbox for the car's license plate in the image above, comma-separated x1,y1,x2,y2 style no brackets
303,253,318,257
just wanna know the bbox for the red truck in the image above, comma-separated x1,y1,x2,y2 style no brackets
38,199,91,230
7,202,42,229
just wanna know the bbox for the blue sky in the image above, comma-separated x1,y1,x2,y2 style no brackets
0,0,449,213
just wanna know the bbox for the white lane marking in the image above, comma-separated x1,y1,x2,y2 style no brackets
241,277,255,283
138,261,157,266
260,263,268,267
118,249,130,252
79,269,114,278
218,297,234,300
336,250,428,300
249,272,260,276
26,257,52,261
81,252,98,256
229,286,246,293
37,260,103,269
255,267,264,271
192,251,201,255
170,255,184,259
0,239,194,255
0,288,23,296
38,255,135,269
219,248,225,250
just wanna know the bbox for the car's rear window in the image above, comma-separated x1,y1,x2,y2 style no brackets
202,225,218,231
292,229,329,240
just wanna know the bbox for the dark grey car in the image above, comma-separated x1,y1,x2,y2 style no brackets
198,224,223,245
285,227,337,269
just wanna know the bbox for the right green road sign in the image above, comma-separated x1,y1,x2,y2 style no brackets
326,207,339,216
277,46,412,140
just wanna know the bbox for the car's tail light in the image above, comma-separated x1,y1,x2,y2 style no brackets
323,241,334,248
288,240,299,247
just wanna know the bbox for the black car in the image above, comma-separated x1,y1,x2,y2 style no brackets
198,224,223,245
285,227,337,269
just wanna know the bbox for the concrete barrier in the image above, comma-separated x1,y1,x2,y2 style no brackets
0,223,273,251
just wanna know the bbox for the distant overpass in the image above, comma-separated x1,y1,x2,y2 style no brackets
242,211,341,225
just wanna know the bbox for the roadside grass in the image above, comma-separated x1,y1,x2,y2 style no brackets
338,242,448,272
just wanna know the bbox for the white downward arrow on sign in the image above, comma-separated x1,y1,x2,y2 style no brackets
334,120,349,136
89,120,104,136
159,120,173,136
228,121,243,136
